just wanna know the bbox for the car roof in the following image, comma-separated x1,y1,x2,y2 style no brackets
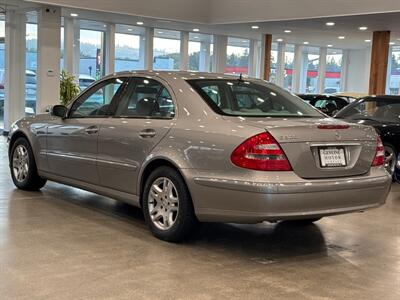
362,95,400,101
103,70,263,83
79,74,96,80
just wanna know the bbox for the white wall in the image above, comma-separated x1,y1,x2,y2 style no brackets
345,49,371,93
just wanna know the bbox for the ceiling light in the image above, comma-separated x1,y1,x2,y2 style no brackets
359,26,368,31
251,25,259,29
276,38,283,42
284,30,292,33
390,42,395,45
136,21,144,25
326,22,335,26
70,13,78,17
158,31,164,34
193,28,200,32
127,28,133,32
327,44,333,47
365,39,371,42
303,41,309,45
338,36,346,39
194,36,199,39
103,24,107,28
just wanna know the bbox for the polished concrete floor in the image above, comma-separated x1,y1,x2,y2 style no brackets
0,137,399,300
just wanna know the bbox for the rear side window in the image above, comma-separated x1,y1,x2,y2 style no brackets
187,79,323,118
115,78,175,119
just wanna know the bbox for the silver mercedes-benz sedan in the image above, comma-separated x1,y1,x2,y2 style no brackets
8,71,391,242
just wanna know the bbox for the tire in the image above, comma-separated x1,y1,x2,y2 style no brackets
284,218,322,225
10,137,47,191
142,166,197,242
383,144,397,177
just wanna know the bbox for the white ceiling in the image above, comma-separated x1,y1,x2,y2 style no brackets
23,0,400,24
14,0,400,50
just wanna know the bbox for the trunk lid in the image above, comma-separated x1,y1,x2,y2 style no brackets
224,117,377,179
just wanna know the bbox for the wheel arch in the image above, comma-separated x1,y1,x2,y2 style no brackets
138,158,191,207
8,131,31,158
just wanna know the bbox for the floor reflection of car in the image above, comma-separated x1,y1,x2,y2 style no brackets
8,71,391,242
0,69,37,116
335,95,400,176
79,74,96,91
297,94,349,116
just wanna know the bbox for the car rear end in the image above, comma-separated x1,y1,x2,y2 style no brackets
182,76,391,223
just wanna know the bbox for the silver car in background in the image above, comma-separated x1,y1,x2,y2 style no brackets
8,71,391,242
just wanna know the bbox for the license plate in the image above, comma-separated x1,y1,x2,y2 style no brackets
319,147,347,168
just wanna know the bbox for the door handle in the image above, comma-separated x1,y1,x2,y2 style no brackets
85,126,99,134
139,129,156,138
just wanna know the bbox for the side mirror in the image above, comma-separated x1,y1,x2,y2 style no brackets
51,105,68,118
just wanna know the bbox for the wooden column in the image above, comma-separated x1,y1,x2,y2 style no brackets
369,31,390,95
262,34,272,80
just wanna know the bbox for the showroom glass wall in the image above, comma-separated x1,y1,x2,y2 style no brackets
226,37,250,75
325,48,343,93
269,42,278,83
303,46,320,94
153,29,181,70
79,24,106,80
188,32,213,72
284,44,295,91
115,25,145,71
387,45,400,95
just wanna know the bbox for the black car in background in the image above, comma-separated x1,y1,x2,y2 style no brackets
297,94,349,116
335,95,400,176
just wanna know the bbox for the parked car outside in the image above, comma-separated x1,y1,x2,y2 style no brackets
335,95,400,176
297,94,350,116
0,69,37,116
79,74,96,91
8,71,391,242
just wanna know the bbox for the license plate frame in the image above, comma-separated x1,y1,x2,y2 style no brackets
318,146,347,168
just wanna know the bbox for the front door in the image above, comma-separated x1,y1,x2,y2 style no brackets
46,77,129,184
97,77,176,194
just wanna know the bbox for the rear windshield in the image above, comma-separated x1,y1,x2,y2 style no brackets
187,79,323,118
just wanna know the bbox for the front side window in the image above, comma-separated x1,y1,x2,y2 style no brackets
69,78,127,118
115,78,175,119
336,98,400,122
187,79,323,118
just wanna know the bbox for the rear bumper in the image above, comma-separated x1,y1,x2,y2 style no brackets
186,167,391,223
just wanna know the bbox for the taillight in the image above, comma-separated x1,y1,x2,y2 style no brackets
372,136,385,167
231,132,292,171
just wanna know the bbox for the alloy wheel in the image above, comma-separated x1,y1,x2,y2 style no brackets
12,145,29,182
148,177,179,230
384,146,396,175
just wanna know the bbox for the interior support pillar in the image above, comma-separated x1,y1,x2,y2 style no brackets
3,10,26,132
276,42,286,86
105,23,115,75
144,27,154,70
213,35,227,73
248,39,258,77
180,31,189,70
199,41,210,72
292,45,304,93
260,34,272,80
369,31,390,95
317,47,327,94
37,6,61,113
63,17,80,79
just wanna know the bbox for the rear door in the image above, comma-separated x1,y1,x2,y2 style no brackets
97,77,176,194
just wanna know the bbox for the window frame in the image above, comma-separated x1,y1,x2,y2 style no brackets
67,76,129,119
112,76,177,120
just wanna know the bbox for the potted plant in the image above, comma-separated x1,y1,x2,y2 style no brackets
60,70,80,106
